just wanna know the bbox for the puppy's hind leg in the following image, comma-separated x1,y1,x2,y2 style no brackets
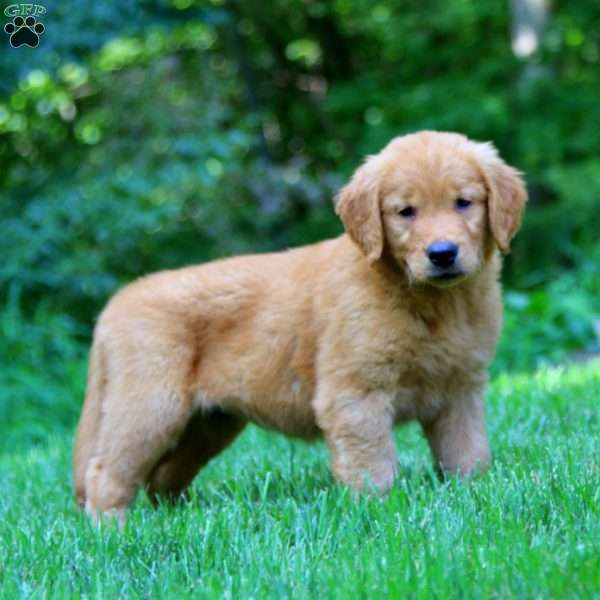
146,409,247,504
73,340,106,508
84,371,194,523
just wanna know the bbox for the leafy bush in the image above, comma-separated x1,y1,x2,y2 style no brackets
496,253,600,374
0,291,86,453
0,0,598,345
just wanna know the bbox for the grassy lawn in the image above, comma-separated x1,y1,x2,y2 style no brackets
1,342,599,598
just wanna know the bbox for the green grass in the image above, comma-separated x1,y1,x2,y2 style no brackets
1,277,600,599
2,323,600,598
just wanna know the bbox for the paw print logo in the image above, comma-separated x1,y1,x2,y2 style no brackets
4,16,45,48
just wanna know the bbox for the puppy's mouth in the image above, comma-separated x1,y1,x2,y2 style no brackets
427,269,466,286
432,270,463,280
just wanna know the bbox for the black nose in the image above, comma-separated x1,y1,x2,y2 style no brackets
427,241,458,268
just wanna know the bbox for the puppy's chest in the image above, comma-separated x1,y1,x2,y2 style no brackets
404,317,486,376
367,308,495,408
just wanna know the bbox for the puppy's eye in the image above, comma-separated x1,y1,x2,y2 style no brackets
398,206,416,218
456,198,472,210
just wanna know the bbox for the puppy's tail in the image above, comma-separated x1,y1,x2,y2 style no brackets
73,337,106,508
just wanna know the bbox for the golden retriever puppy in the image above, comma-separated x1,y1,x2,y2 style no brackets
74,131,526,521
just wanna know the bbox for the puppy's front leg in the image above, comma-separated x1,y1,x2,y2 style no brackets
315,390,397,493
423,384,491,477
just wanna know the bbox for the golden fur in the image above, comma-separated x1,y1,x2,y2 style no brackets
73,131,527,521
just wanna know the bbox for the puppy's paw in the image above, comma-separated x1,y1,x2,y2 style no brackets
335,457,398,495
85,500,127,528
364,458,397,494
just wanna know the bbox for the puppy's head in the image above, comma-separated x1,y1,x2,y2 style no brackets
335,131,527,287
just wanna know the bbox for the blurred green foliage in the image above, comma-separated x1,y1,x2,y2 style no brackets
0,0,598,349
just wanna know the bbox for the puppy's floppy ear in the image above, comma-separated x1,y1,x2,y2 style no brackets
335,160,383,264
473,142,527,254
